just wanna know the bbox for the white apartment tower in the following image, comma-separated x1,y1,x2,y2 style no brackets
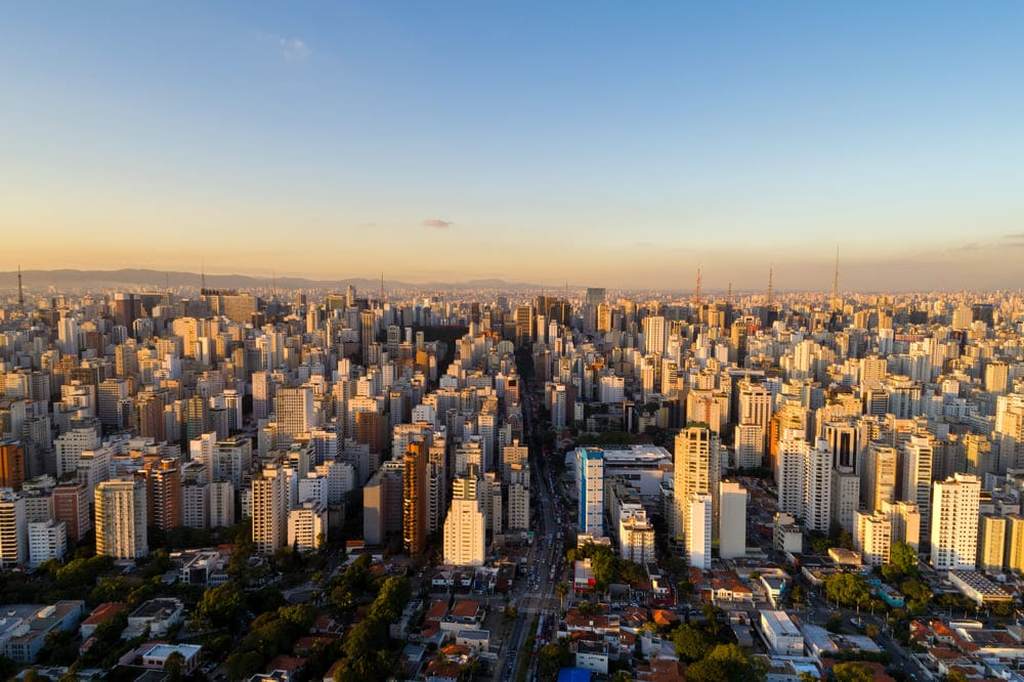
901,435,934,540
443,476,485,567
686,493,713,571
854,510,891,567
802,439,833,533
930,473,981,571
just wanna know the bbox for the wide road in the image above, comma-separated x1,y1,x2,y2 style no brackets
495,384,565,681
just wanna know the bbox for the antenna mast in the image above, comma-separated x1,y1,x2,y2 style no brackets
693,267,702,306
831,246,840,311
17,265,24,310
767,266,774,306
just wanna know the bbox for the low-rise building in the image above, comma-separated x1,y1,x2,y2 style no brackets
759,610,803,656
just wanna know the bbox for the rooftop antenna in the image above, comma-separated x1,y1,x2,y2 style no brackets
831,246,840,311
200,259,206,292
767,265,774,306
380,272,385,306
693,266,702,306
17,265,24,310
726,281,732,304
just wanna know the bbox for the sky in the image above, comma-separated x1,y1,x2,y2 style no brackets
1,2,1022,291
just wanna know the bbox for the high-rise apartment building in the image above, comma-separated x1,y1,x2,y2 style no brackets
881,500,921,552
287,501,327,552
577,448,605,537
0,440,26,491
673,426,719,543
443,476,485,567
686,493,712,571
0,491,27,568
978,514,1006,574
718,481,747,560
929,473,981,571
901,435,934,540
802,439,833,533
853,510,891,567
95,477,148,560
402,442,427,556
53,482,91,543
251,465,288,555
862,443,897,511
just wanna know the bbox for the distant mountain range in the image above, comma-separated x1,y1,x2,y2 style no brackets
0,268,551,292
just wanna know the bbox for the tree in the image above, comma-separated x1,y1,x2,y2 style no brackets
537,640,573,682
164,652,185,682
882,541,918,582
671,624,709,662
832,661,874,682
824,573,871,608
685,644,764,682
193,582,244,630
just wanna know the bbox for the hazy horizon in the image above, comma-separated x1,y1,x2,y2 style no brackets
2,2,1022,289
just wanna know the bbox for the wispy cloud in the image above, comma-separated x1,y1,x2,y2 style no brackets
422,219,453,230
277,36,311,62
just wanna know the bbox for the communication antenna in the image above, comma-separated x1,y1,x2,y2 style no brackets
767,266,774,306
17,265,24,310
726,281,732,304
380,272,385,306
831,246,840,310
693,267,702,305
200,259,206,292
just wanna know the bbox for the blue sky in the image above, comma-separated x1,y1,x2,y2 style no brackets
1,2,1022,289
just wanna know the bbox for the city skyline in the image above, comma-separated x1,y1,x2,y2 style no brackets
3,2,1023,289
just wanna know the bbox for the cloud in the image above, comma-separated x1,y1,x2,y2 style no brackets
277,37,311,61
422,219,453,230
